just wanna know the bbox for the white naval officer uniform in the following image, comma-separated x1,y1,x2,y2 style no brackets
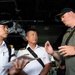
17,44,51,75
0,41,16,75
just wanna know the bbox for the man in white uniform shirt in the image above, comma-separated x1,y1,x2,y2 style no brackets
0,20,28,75
17,28,51,75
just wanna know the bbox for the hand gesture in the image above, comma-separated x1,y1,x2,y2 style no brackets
9,59,29,74
58,45,75,57
45,41,54,55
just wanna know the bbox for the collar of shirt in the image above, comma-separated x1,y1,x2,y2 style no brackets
0,41,6,46
0,41,8,53
26,44,40,50
67,27,75,32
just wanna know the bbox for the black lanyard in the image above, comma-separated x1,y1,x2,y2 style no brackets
65,26,75,45
27,47,45,68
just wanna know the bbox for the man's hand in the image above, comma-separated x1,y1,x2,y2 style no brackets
9,59,29,75
45,41,54,55
58,45,75,57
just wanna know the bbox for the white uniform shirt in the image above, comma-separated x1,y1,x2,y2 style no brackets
17,44,50,75
0,41,16,75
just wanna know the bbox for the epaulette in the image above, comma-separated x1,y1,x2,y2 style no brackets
65,31,75,35
19,47,25,50
10,45,14,48
73,32,75,34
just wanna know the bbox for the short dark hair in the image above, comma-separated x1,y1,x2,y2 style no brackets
26,28,38,36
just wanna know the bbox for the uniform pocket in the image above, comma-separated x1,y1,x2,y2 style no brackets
2,56,9,66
